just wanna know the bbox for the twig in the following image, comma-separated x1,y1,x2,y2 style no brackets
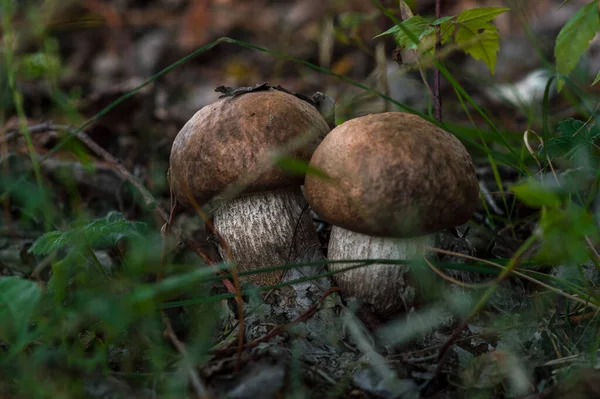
175,179,245,373
425,246,600,311
32,123,217,268
212,287,340,355
434,0,442,121
72,123,246,372
422,255,493,289
585,236,600,264
395,2,438,119
0,122,58,145
432,235,538,378
161,311,212,399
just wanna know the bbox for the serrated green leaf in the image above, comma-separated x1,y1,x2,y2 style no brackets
554,0,600,91
544,136,587,159
510,179,562,208
455,22,501,74
274,156,331,180
374,16,430,49
0,277,42,342
456,7,510,28
558,118,587,137
542,118,600,160
28,231,66,256
592,70,600,86
29,212,148,256
589,124,600,139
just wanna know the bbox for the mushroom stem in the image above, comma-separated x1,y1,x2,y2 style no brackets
327,226,436,317
213,186,329,310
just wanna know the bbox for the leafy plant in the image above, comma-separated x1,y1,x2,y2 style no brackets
512,117,600,267
0,277,42,345
375,6,510,73
29,211,148,257
542,118,600,161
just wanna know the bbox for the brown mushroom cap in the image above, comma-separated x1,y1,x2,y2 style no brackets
169,89,330,205
304,112,479,238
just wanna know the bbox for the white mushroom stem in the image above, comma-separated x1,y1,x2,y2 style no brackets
213,186,329,315
327,226,436,317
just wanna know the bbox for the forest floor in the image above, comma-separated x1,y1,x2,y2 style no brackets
2,0,600,398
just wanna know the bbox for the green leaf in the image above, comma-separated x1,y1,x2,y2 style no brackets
431,15,456,25
554,0,600,91
374,16,430,49
29,211,148,256
455,22,501,74
592,70,600,86
544,136,587,159
455,7,510,28
418,20,457,51
535,203,598,265
542,118,597,160
274,156,331,180
589,124,600,139
558,118,586,137
0,277,42,343
510,179,562,208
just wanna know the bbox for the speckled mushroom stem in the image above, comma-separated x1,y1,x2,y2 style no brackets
326,227,436,317
213,186,330,318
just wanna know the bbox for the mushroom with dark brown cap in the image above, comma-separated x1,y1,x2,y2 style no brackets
304,112,479,317
168,87,331,306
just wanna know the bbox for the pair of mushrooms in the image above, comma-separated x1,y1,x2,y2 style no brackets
168,87,479,317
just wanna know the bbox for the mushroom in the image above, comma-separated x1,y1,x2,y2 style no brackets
303,112,479,317
168,87,331,295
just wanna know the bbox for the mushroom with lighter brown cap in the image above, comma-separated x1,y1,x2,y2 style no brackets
304,112,479,317
168,86,331,297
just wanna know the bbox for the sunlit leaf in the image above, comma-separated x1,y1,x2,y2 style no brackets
455,22,501,74
455,7,510,27
419,20,457,50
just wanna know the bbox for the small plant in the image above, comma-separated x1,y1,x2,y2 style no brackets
375,6,509,74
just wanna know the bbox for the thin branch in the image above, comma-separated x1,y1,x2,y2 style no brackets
175,179,245,373
161,311,212,399
212,287,340,355
395,1,439,118
434,0,442,122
